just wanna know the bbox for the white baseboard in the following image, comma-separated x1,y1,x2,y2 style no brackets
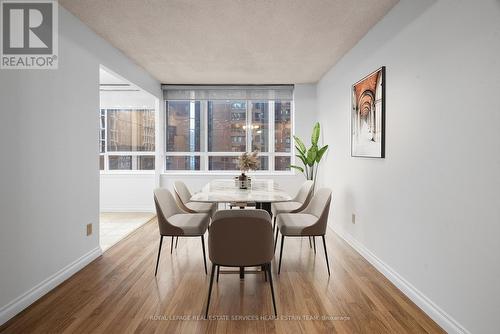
0,247,102,326
331,226,470,334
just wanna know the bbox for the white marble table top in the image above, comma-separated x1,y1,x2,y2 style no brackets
190,179,292,203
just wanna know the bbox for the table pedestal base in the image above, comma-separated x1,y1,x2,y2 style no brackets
255,202,272,215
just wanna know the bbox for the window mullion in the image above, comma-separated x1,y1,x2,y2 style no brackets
246,100,251,153
291,100,295,166
203,100,209,171
269,100,275,172
104,109,108,172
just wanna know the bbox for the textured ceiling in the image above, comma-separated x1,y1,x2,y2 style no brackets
60,0,398,84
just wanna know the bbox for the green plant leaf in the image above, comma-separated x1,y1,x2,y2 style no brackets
295,144,305,156
293,135,306,153
295,154,307,166
289,165,304,173
316,145,329,163
311,122,320,146
306,145,318,166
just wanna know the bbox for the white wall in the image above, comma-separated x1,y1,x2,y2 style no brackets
294,84,317,143
0,7,160,324
100,89,156,109
100,174,156,212
159,84,317,195
100,89,157,212
316,1,500,333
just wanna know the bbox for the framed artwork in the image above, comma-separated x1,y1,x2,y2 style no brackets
351,66,385,158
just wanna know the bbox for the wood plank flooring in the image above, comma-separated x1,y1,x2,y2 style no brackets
0,218,444,333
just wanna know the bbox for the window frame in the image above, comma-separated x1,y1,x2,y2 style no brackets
164,99,295,174
100,108,156,175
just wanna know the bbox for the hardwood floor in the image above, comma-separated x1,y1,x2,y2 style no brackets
0,218,444,334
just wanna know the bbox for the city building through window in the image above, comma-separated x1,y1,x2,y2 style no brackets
99,108,155,171
163,85,293,172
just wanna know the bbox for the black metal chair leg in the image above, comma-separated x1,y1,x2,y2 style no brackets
175,236,179,249
272,216,276,232
155,236,163,276
201,236,208,275
278,235,285,275
321,235,331,276
274,226,279,254
267,263,277,316
263,265,267,281
313,236,316,254
205,264,216,318
170,236,174,254
308,236,312,248
216,265,220,282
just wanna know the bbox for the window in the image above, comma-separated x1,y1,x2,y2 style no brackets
99,108,155,171
166,101,201,152
274,101,292,171
164,85,294,172
208,101,246,152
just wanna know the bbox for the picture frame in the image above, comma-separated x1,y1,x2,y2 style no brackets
351,66,386,158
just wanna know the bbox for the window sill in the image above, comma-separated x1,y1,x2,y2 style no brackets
100,171,155,176
160,171,296,177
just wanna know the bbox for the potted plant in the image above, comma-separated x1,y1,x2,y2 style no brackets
290,122,328,185
238,151,259,189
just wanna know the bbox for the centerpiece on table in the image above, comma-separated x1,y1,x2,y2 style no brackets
237,151,259,189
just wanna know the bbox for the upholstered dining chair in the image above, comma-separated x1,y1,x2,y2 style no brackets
174,181,217,217
275,188,332,276
153,188,210,276
205,210,277,317
173,181,217,249
271,180,315,249
271,180,314,230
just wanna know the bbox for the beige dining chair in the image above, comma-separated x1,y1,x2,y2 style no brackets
205,210,277,317
174,180,217,217
271,180,315,249
173,181,217,249
275,188,332,276
153,188,210,276
271,180,314,228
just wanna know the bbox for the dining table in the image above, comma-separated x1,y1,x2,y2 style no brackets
189,178,292,214
189,178,292,278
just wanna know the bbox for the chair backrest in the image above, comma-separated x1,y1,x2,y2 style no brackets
293,180,314,211
208,210,273,266
173,181,194,213
153,188,184,236
302,188,332,235
174,181,192,204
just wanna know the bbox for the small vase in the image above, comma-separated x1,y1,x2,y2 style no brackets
238,172,248,189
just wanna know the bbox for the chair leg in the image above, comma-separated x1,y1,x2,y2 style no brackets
278,235,285,275
321,235,331,276
216,265,220,282
308,236,312,248
272,216,276,232
175,236,179,249
205,263,216,318
154,236,163,276
313,236,316,254
201,236,208,275
274,226,279,254
267,263,277,316
170,236,174,254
